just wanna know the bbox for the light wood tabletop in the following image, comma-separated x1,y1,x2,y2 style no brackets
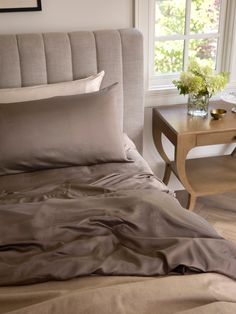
152,101,236,210
156,101,236,134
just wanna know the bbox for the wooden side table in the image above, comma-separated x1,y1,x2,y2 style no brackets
152,101,236,210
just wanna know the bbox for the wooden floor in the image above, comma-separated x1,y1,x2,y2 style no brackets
176,191,236,244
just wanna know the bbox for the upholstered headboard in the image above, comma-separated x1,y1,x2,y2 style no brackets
0,28,144,152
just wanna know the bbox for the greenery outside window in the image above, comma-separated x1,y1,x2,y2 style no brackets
135,0,236,92
150,0,226,89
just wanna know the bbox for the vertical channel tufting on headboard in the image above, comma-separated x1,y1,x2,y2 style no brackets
93,30,124,129
42,33,73,84
0,35,21,88
0,28,144,152
17,34,47,86
68,32,97,79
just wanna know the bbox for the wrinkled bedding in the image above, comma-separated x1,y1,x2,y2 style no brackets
2,183,236,286
0,135,236,313
0,135,169,197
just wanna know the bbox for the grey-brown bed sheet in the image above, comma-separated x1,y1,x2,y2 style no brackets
0,134,169,196
0,135,236,287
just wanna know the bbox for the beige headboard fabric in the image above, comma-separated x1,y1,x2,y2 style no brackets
0,28,144,152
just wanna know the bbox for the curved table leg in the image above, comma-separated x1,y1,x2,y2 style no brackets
153,113,197,210
187,194,197,211
175,135,197,210
153,124,172,184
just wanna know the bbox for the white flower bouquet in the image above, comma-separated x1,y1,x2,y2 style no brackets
173,58,229,116
173,58,228,97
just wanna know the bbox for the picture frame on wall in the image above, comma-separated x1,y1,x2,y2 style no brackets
0,0,42,12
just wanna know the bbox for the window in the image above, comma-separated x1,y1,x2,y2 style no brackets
136,0,235,91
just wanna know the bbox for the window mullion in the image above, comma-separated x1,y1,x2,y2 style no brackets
183,0,191,70
149,0,156,78
218,0,231,72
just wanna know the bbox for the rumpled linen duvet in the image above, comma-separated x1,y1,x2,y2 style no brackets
0,136,236,287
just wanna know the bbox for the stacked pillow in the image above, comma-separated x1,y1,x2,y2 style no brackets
0,71,105,103
0,73,128,176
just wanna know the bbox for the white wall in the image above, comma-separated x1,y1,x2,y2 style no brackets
0,0,133,34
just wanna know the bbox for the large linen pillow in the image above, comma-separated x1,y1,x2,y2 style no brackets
0,83,128,176
0,71,104,103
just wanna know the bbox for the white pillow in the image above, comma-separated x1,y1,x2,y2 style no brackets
0,71,105,103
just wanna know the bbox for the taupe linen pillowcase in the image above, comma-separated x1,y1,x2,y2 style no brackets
0,83,128,176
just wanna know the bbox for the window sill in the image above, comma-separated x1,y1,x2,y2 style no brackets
145,88,186,107
144,84,236,108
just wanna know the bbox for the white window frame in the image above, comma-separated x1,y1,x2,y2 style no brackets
135,0,236,95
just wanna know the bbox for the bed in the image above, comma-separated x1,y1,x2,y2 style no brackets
0,28,236,314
